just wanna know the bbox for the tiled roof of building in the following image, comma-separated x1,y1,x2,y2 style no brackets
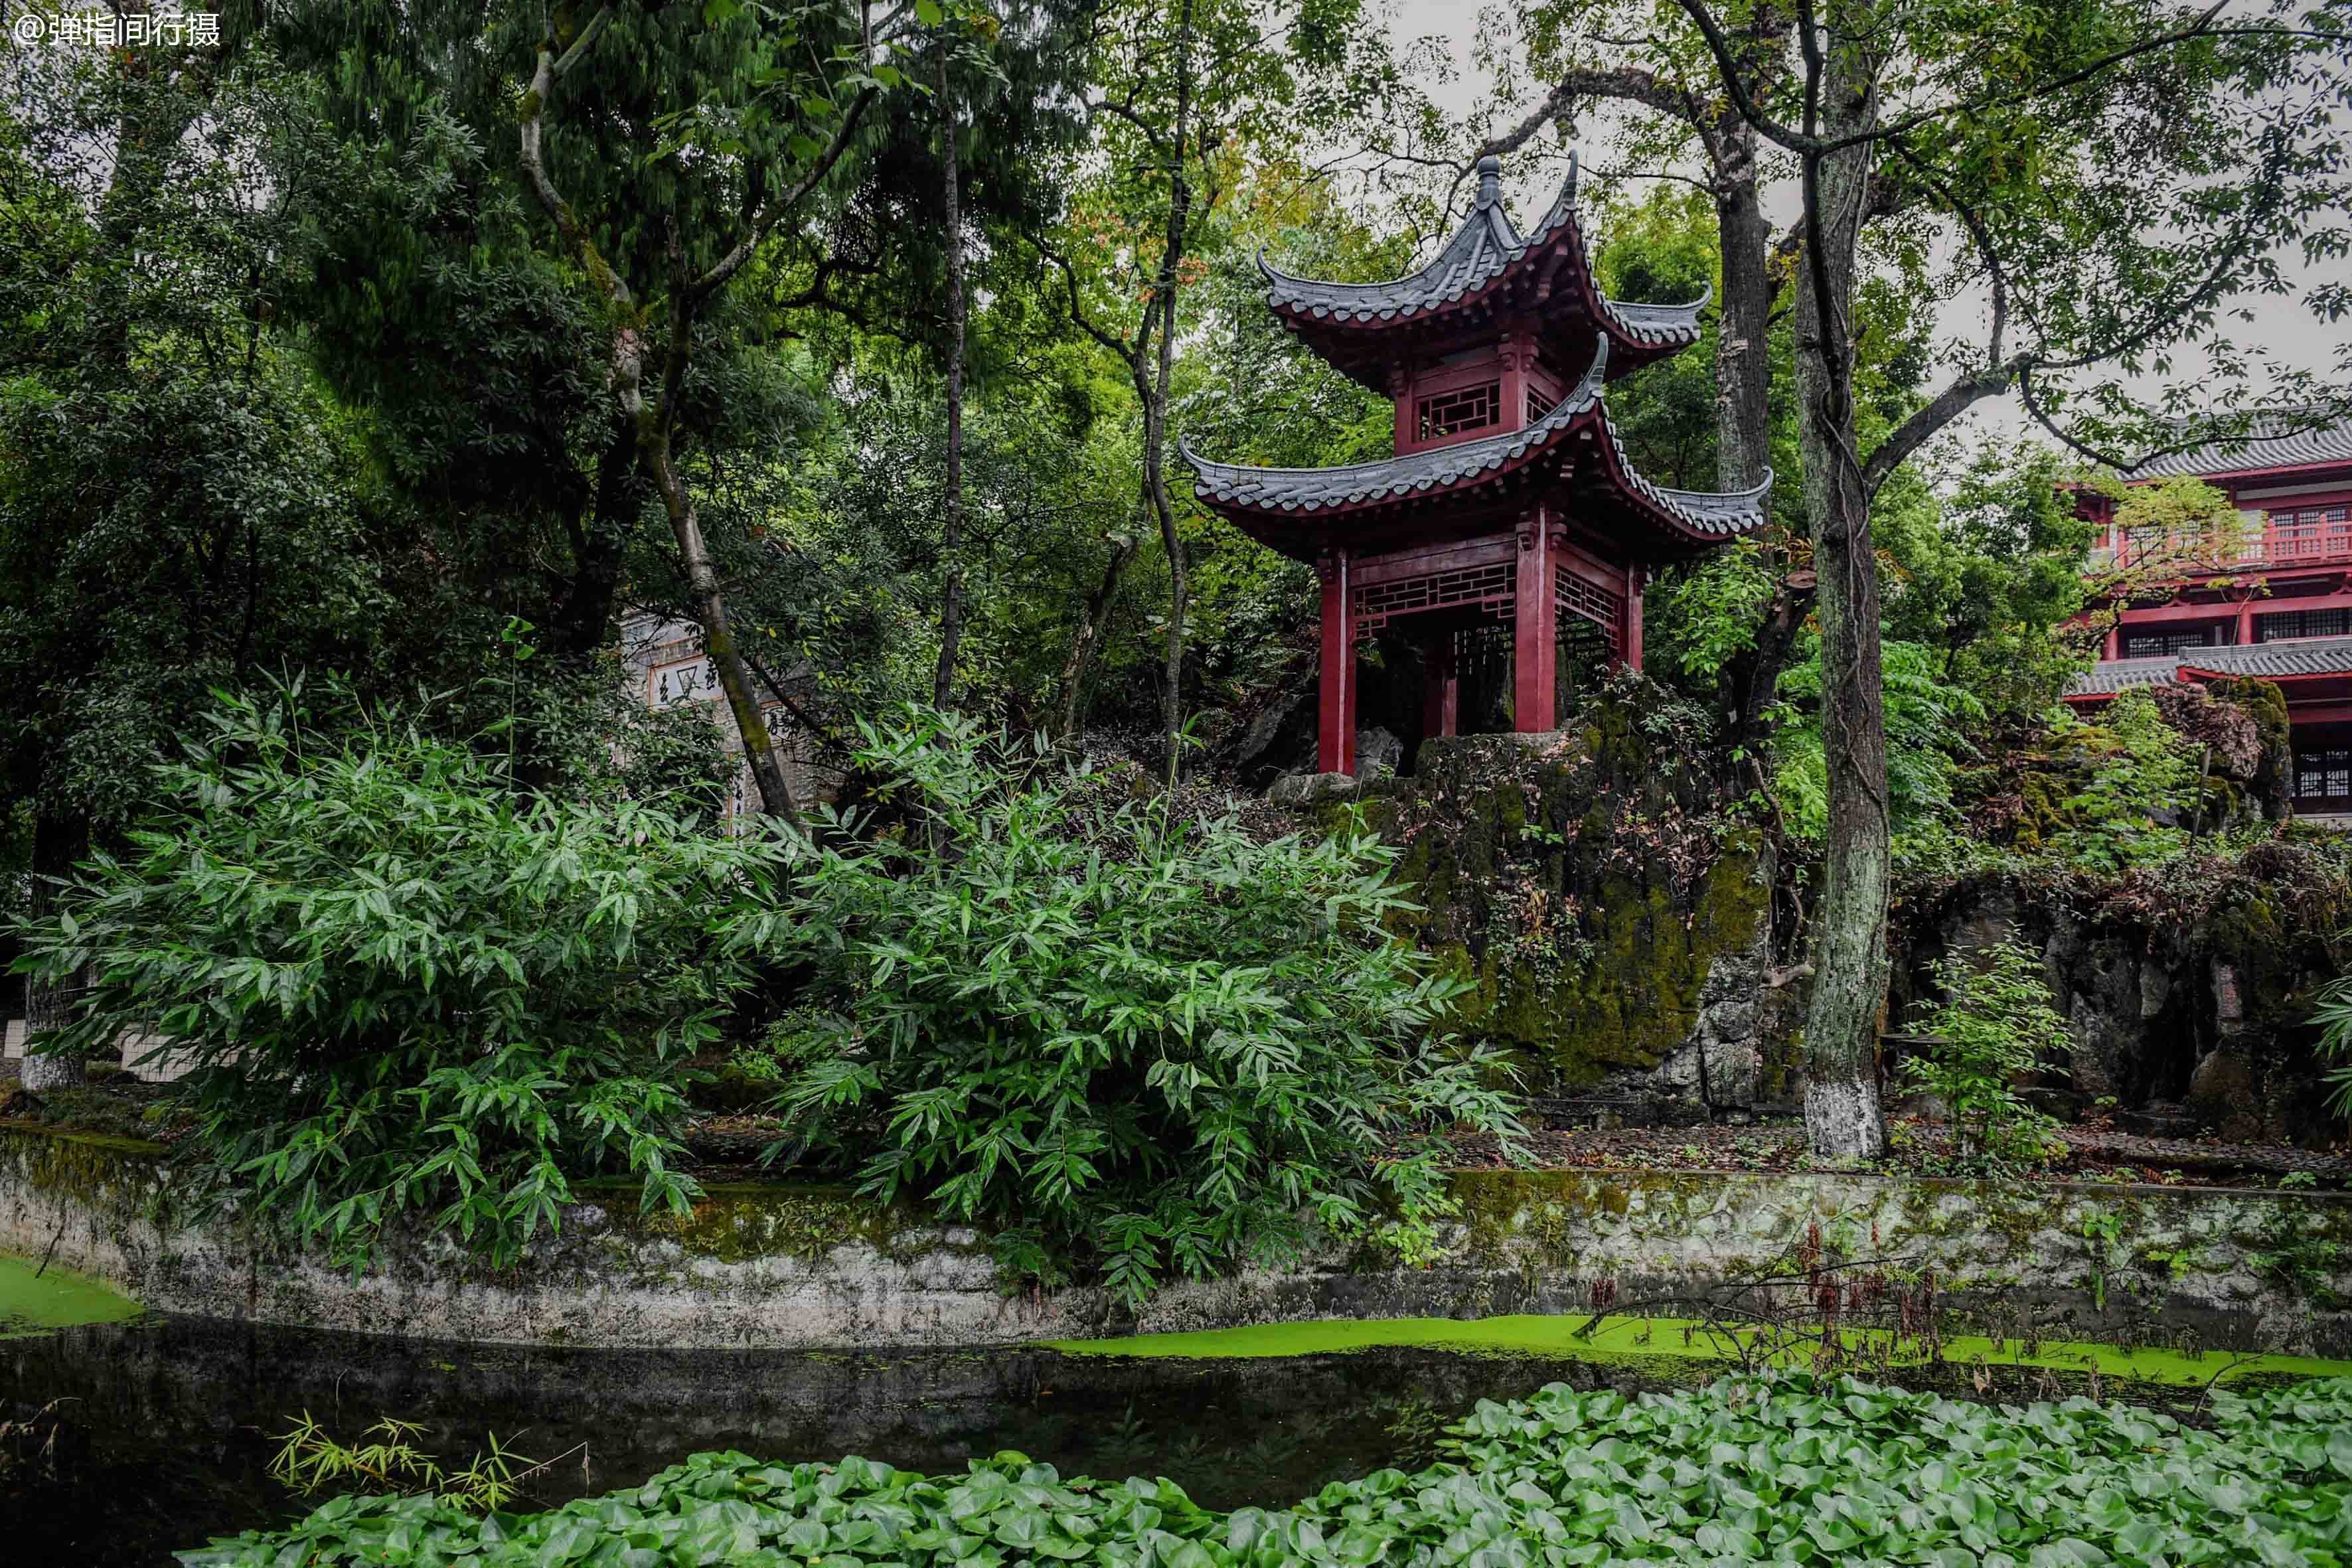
2119,412,2352,480
2068,633,2352,697
2067,655,2186,696
2178,634,2352,679
1178,339,1772,542
1255,155,1707,351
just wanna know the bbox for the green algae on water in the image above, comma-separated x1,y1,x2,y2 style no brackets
0,1250,141,1338
1044,1314,2352,1387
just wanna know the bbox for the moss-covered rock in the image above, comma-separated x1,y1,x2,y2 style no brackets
1899,830,2352,1144
1296,692,1788,1101
2206,677,2293,820
1994,678,2292,852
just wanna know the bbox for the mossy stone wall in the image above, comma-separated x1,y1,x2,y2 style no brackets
9,1123,2347,1354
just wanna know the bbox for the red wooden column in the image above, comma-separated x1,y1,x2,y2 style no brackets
1421,632,1459,740
1317,550,1357,775
2236,595,2257,647
1512,512,1557,732
1620,563,1645,672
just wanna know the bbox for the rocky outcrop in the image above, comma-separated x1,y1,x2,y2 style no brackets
1292,688,1793,1113
1266,770,1360,807
1898,835,2352,1145
1354,726,1404,781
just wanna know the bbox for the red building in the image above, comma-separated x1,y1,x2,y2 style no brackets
1182,156,1772,775
2067,416,2352,816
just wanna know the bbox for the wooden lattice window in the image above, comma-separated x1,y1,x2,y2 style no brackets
1353,560,1515,635
1554,565,1621,633
1526,385,1559,424
2258,607,2352,643
1417,380,1500,441
2295,747,2352,802
2122,627,2217,659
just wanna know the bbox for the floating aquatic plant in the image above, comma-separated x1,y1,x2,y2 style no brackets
180,1372,2352,1567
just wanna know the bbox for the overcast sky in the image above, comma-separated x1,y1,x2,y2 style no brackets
1363,2,2349,462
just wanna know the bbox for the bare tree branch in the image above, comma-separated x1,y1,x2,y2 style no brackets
1672,0,1808,145
1037,237,1146,364
1472,64,1695,162
1823,0,2231,156
519,7,633,314
691,88,878,301
1861,140,2026,499
1676,0,2250,157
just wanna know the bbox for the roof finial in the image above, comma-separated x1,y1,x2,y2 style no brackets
1475,155,1501,208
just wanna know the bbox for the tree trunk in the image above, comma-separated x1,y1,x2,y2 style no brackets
1709,116,1812,758
1720,574,1813,756
641,386,803,830
1054,518,1142,741
515,13,842,832
549,424,637,661
1793,21,1891,1160
1142,0,1198,786
1143,371,1186,784
932,39,969,711
19,986,86,1092
1713,127,1774,495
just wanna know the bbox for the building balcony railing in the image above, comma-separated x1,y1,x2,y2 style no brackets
2106,533,2352,574
2100,503,2352,574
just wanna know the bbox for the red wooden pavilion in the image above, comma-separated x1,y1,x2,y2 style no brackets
1182,155,1773,775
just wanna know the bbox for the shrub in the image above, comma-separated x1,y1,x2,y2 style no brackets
11,684,785,1267
1901,939,2068,1167
2051,689,2198,872
732,710,1524,1303
1774,639,1987,843
2311,975,2352,1119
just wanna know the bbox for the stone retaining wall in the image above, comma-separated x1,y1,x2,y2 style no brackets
6,1123,2349,1353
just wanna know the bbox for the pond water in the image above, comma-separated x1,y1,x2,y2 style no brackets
2,1268,2342,1565
1,1302,1645,1565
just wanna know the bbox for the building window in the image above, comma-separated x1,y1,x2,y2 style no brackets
2258,607,2352,643
2119,524,2167,566
1526,384,1558,425
2295,747,2352,803
1416,380,1500,441
2122,628,2217,659
2267,504,2352,562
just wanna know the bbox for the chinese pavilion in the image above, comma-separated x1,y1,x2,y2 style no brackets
1182,155,1774,775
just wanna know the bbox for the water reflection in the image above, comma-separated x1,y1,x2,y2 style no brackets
1,1313,1649,1565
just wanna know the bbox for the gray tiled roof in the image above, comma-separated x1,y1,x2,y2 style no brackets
1256,154,1707,350
2177,634,2352,678
2120,412,2352,479
2067,655,2184,696
1178,339,1772,542
2067,633,2352,697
